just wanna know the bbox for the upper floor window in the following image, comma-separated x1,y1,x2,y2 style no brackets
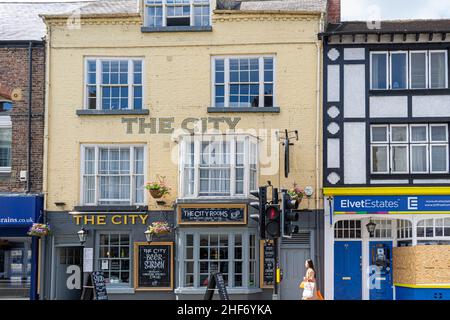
85,58,143,110
370,50,448,90
371,124,449,175
0,106,12,172
144,0,211,28
180,135,258,198
81,145,145,206
213,56,275,108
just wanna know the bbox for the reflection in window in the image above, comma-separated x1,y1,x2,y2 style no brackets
98,233,130,285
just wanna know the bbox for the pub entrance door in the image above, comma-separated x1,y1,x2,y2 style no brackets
55,246,83,300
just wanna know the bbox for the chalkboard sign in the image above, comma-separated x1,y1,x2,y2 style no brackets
260,240,275,288
134,242,173,291
178,204,247,225
80,271,108,300
204,272,230,300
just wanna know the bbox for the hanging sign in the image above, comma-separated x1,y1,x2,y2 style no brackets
177,204,247,225
134,242,173,291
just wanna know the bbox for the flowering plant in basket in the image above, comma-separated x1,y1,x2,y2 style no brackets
145,175,171,199
287,184,305,208
27,223,51,237
147,221,171,235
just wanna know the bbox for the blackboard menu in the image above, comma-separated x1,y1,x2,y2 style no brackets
134,242,173,290
178,204,247,224
260,240,275,288
204,272,229,300
92,271,108,300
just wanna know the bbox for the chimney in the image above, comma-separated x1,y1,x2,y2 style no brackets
327,0,341,24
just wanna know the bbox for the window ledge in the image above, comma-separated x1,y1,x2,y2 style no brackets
176,198,253,205
73,205,148,212
174,287,262,295
106,287,135,294
141,26,212,33
207,107,280,113
76,109,149,116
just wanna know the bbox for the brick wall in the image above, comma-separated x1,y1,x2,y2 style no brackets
0,45,45,193
327,0,341,24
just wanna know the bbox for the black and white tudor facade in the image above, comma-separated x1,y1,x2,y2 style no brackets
321,21,450,300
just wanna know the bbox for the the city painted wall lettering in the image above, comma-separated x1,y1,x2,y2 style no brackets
122,117,241,134
73,214,148,225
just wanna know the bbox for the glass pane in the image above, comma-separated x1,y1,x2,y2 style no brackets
430,52,447,88
431,125,447,142
431,146,447,172
411,52,427,89
391,126,407,142
391,53,407,89
392,146,407,173
0,127,12,167
372,126,388,142
372,146,388,173
411,126,427,142
411,145,427,172
371,53,387,89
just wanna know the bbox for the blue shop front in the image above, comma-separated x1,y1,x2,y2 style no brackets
0,194,43,300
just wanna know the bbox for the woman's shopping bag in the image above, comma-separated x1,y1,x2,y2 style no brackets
299,281,305,289
302,282,315,299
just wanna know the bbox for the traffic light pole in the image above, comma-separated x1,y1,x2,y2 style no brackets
272,188,279,300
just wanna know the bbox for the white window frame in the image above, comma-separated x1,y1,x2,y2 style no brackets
144,0,212,28
211,55,276,108
80,144,147,206
334,220,362,239
84,57,144,110
409,50,429,89
417,218,450,240
370,125,389,174
370,51,389,90
0,115,12,173
389,51,408,90
177,229,258,290
179,134,259,199
428,50,449,89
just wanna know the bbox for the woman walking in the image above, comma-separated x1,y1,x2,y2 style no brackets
301,259,318,300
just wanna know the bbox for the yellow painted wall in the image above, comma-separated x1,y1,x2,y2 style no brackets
44,12,323,211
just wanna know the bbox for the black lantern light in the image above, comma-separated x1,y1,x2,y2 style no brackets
366,220,377,237
77,227,88,244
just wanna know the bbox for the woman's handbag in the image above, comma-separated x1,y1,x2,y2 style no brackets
299,281,305,289
302,281,315,299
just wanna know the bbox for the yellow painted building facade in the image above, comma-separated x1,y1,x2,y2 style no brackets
40,1,325,300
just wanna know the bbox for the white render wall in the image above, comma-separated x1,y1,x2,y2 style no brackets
328,65,340,102
344,64,366,118
344,48,365,61
344,122,366,184
412,95,450,117
370,96,408,118
327,138,340,169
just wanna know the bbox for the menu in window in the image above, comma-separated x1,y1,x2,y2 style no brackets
134,242,173,291
260,240,275,288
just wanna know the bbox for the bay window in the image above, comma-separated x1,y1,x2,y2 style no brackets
85,58,143,110
179,230,258,289
371,124,449,175
213,56,275,108
180,135,258,198
81,145,145,205
417,218,450,245
144,0,211,28
370,50,448,90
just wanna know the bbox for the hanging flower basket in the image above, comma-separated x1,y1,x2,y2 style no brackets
27,223,51,237
145,175,171,199
287,184,305,209
147,221,171,236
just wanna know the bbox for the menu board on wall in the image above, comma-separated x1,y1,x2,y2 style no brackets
134,242,173,291
177,204,247,225
260,240,275,289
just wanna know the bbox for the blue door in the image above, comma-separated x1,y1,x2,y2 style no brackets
334,241,362,300
369,241,393,300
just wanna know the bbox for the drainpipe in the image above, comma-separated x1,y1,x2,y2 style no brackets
314,12,325,294
26,41,33,193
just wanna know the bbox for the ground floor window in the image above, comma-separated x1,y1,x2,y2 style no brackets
417,218,450,245
97,232,131,286
334,220,361,239
179,229,257,289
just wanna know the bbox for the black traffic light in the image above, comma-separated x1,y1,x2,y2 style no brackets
281,190,299,238
250,186,267,239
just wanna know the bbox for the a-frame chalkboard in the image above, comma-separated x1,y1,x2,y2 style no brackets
80,271,108,300
203,272,229,300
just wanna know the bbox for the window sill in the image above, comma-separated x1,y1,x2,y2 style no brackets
76,109,149,116
174,287,262,295
73,205,148,212
176,197,252,204
106,286,135,294
141,26,212,33
207,107,280,113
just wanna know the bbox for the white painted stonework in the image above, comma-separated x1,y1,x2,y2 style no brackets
344,122,366,184
327,65,340,102
344,48,365,61
369,96,408,118
412,95,450,117
327,138,340,168
344,64,366,118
